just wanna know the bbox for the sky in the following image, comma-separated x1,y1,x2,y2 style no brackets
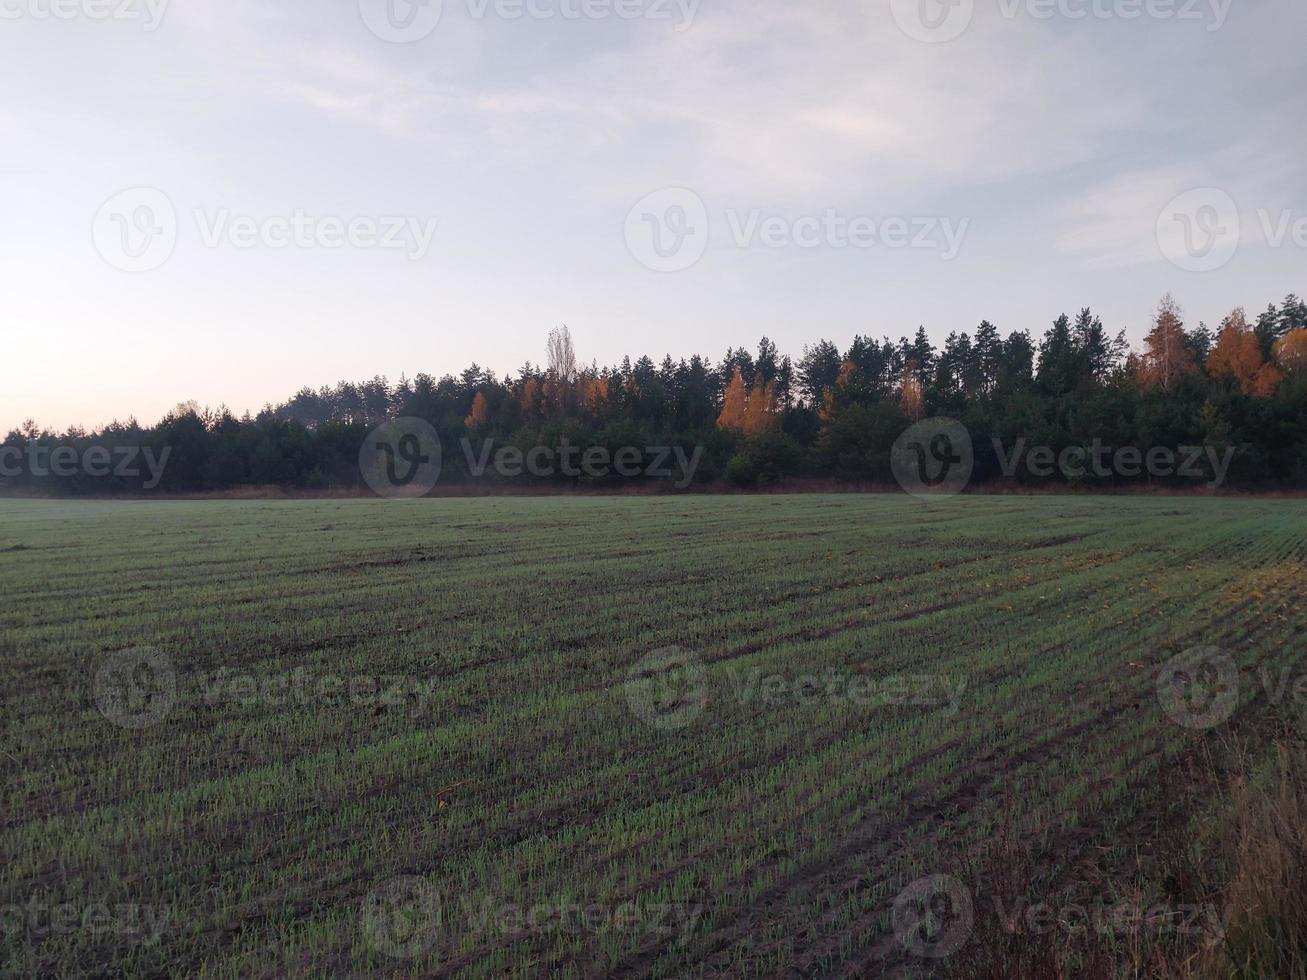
2,0,1305,432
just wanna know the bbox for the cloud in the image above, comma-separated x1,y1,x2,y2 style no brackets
255,1,1155,216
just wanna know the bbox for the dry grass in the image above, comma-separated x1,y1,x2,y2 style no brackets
941,737,1307,980
1201,742,1307,979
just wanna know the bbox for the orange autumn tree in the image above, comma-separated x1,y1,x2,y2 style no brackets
578,370,609,415
743,378,780,434
1275,330,1307,376
717,368,749,431
1137,294,1196,391
819,360,857,425
518,378,543,421
898,360,924,420
717,367,780,435
464,391,491,429
1207,308,1283,397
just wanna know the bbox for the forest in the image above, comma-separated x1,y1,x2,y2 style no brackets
5,293,1306,493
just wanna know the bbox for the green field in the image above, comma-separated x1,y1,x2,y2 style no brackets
2,495,1304,977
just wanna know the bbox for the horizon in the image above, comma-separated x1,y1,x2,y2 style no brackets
5,288,1300,434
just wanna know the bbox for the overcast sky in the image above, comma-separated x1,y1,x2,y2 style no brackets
3,0,1304,431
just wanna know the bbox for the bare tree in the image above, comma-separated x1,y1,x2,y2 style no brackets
547,325,578,385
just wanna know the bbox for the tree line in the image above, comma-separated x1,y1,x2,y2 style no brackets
5,293,1307,493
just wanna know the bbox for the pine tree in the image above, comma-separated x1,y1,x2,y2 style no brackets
974,320,1001,393
1037,314,1078,393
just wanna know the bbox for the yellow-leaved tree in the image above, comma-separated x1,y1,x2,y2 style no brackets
464,391,491,429
1275,330,1307,376
1137,294,1196,392
1207,308,1283,397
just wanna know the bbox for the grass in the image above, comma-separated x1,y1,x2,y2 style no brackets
1,494,1304,977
